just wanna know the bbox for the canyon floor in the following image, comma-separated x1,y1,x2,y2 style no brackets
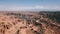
0,11,60,34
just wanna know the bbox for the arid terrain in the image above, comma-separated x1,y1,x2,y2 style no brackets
0,11,60,34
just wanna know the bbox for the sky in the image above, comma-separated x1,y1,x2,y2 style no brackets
0,0,60,11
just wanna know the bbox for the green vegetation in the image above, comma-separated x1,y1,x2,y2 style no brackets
39,11,60,23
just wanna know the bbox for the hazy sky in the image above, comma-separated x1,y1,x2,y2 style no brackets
0,0,60,11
